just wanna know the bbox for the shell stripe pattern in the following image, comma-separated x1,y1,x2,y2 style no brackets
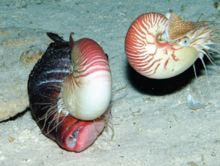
126,13,171,77
72,39,110,87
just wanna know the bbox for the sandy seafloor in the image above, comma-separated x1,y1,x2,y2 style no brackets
1,0,220,165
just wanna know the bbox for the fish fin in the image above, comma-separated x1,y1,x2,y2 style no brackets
47,32,65,42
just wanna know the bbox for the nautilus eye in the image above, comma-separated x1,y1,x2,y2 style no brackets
178,37,190,46
125,11,216,79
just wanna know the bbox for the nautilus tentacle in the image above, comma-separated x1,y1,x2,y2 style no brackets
62,35,112,120
28,33,112,152
125,11,217,79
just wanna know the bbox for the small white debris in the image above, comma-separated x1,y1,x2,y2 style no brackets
0,156,6,160
187,94,206,110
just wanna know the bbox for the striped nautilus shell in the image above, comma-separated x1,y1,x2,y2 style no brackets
125,10,217,79
28,33,112,152
62,35,112,120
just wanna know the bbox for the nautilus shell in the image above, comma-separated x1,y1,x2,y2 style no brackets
28,33,112,152
125,11,215,79
62,36,112,120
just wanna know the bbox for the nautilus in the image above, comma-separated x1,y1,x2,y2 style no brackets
125,10,217,79
28,33,112,152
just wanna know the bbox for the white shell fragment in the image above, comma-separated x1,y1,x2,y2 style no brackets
187,94,206,110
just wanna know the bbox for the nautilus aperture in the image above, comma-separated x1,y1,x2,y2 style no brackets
28,33,112,152
125,11,217,79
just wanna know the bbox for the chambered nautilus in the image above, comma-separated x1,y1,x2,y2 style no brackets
28,33,112,152
125,10,218,79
